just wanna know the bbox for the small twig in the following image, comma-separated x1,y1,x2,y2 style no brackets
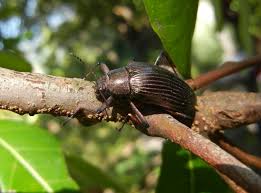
209,131,261,169
217,171,248,193
186,55,261,90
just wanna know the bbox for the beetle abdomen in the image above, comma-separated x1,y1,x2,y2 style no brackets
126,62,196,123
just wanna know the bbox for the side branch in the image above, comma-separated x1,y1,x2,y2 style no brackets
209,131,261,169
187,55,261,90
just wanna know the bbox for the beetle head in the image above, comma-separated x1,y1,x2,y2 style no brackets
96,76,110,99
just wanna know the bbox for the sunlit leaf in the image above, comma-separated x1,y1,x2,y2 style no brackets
212,0,224,31
234,0,254,54
0,50,32,72
0,120,78,193
143,0,198,78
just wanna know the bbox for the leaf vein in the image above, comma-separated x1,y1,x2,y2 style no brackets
0,138,54,193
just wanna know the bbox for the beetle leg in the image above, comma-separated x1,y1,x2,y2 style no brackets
96,96,113,114
171,111,194,126
172,111,193,120
130,102,149,129
154,51,179,75
62,106,89,126
154,51,173,67
116,113,131,132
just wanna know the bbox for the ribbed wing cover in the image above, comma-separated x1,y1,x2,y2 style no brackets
126,62,196,120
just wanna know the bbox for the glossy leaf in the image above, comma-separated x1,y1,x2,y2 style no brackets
237,0,254,54
156,142,230,193
0,120,78,193
0,50,32,72
143,0,198,78
212,0,224,31
65,155,127,193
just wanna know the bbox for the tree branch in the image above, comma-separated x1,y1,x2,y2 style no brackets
0,66,261,192
209,131,261,169
193,92,261,132
0,67,260,129
186,55,261,90
0,67,100,117
145,115,261,193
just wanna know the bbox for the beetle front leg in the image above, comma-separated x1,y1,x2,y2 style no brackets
130,101,149,129
96,96,113,113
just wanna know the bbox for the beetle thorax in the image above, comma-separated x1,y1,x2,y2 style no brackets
107,68,130,96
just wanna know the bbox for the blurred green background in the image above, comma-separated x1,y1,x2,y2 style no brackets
0,0,260,193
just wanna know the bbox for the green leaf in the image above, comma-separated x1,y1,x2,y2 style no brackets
156,141,230,193
237,0,254,54
212,0,224,31
143,0,199,78
0,50,32,72
65,154,127,193
0,120,78,193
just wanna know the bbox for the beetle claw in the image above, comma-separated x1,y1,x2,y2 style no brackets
96,108,103,114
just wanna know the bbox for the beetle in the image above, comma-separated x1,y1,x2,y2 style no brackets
95,52,196,129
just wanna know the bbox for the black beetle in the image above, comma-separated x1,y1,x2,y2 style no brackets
95,52,196,129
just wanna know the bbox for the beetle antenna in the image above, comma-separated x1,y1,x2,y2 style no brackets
70,52,86,65
70,52,98,80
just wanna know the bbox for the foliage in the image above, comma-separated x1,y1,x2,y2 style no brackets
0,50,32,72
0,120,78,192
156,142,230,193
144,0,198,78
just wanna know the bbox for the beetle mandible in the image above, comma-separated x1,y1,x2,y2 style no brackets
96,52,196,129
